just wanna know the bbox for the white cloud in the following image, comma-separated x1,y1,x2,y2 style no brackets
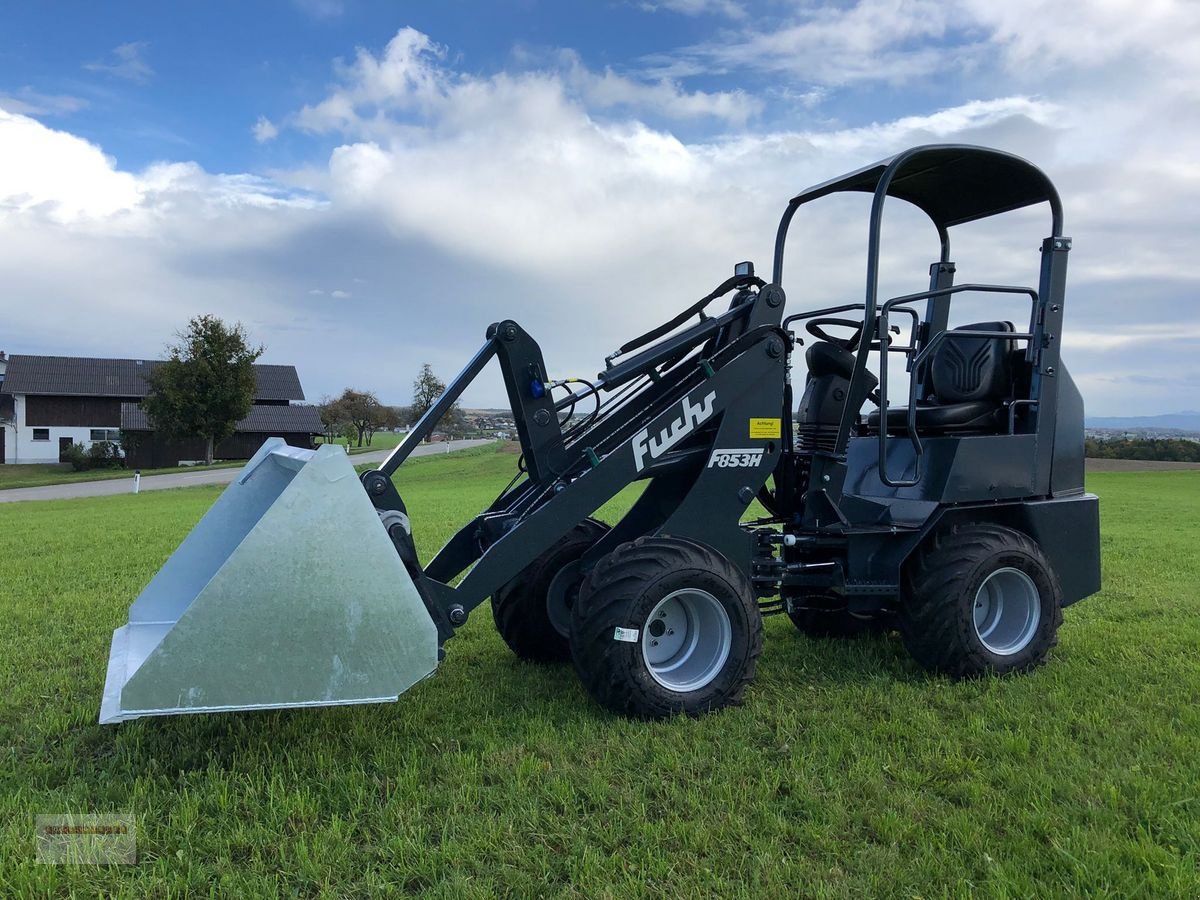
1063,325,1200,352
650,0,959,84
253,116,279,143
295,28,762,135
294,29,448,134
651,0,1200,93
84,42,154,83
0,88,86,117
0,109,323,226
960,0,1200,72
0,108,141,221
559,50,762,124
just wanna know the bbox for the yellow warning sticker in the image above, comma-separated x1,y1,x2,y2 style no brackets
749,417,781,439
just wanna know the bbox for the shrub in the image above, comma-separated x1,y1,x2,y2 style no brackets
61,442,90,472
86,441,124,469
62,440,125,472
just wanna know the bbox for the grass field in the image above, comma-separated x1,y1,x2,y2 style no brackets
1,444,1197,896
317,431,407,454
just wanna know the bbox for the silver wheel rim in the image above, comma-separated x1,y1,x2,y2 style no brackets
972,567,1041,656
641,589,732,692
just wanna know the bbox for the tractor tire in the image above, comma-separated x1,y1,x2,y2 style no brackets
899,524,1063,678
491,518,609,663
786,592,889,639
569,536,762,719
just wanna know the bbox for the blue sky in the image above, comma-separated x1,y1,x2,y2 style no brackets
2,1,1198,413
2,1,955,171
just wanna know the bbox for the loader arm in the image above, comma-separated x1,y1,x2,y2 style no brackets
361,281,789,656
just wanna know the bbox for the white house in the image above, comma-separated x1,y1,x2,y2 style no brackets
0,354,317,465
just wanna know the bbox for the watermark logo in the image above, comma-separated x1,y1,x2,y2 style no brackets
632,389,717,472
36,813,136,865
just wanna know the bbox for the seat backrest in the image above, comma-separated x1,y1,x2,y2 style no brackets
930,321,1014,403
804,341,878,390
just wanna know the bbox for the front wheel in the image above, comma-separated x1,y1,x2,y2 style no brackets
491,519,609,662
900,524,1063,678
569,536,762,719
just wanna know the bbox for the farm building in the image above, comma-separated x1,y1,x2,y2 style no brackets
0,353,321,466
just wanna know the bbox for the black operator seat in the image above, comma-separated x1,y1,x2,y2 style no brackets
867,321,1015,434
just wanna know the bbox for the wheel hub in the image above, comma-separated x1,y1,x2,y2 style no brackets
546,561,585,638
972,567,1041,656
641,589,732,693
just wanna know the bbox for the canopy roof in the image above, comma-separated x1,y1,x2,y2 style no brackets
790,145,1062,232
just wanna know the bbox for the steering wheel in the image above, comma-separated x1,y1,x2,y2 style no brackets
805,317,864,351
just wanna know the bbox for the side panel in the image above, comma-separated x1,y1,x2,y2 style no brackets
844,434,1038,507
906,493,1101,607
1017,493,1101,606
1050,363,1086,496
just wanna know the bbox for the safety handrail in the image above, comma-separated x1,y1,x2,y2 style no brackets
876,283,1038,487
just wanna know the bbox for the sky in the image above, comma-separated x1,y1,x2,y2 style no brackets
1,0,1198,414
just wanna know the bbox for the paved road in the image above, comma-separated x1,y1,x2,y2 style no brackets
0,439,495,504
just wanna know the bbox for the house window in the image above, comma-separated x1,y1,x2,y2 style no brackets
90,429,121,442
32,428,50,441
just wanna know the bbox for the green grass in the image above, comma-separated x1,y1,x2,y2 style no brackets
317,431,407,454
1,447,1197,896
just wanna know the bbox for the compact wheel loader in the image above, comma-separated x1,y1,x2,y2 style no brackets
101,144,1101,723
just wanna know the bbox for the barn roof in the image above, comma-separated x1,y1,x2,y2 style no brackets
120,402,323,434
2,355,305,401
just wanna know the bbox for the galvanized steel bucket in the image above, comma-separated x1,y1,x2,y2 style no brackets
99,439,438,724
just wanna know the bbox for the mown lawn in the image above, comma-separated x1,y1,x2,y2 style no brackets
317,430,408,455
0,445,1197,897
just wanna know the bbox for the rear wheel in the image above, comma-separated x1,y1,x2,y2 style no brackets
491,519,609,663
569,536,762,719
900,524,1062,678
786,592,888,638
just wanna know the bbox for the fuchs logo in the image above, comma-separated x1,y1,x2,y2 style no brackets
708,448,764,468
632,390,717,472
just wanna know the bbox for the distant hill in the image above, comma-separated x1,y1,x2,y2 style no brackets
1085,412,1200,432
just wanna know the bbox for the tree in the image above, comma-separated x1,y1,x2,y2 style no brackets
142,315,263,465
328,388,390,448
317,395,349,444
411,363,461,441
389,405,413,429
411,364,444,418
369,405,403,445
